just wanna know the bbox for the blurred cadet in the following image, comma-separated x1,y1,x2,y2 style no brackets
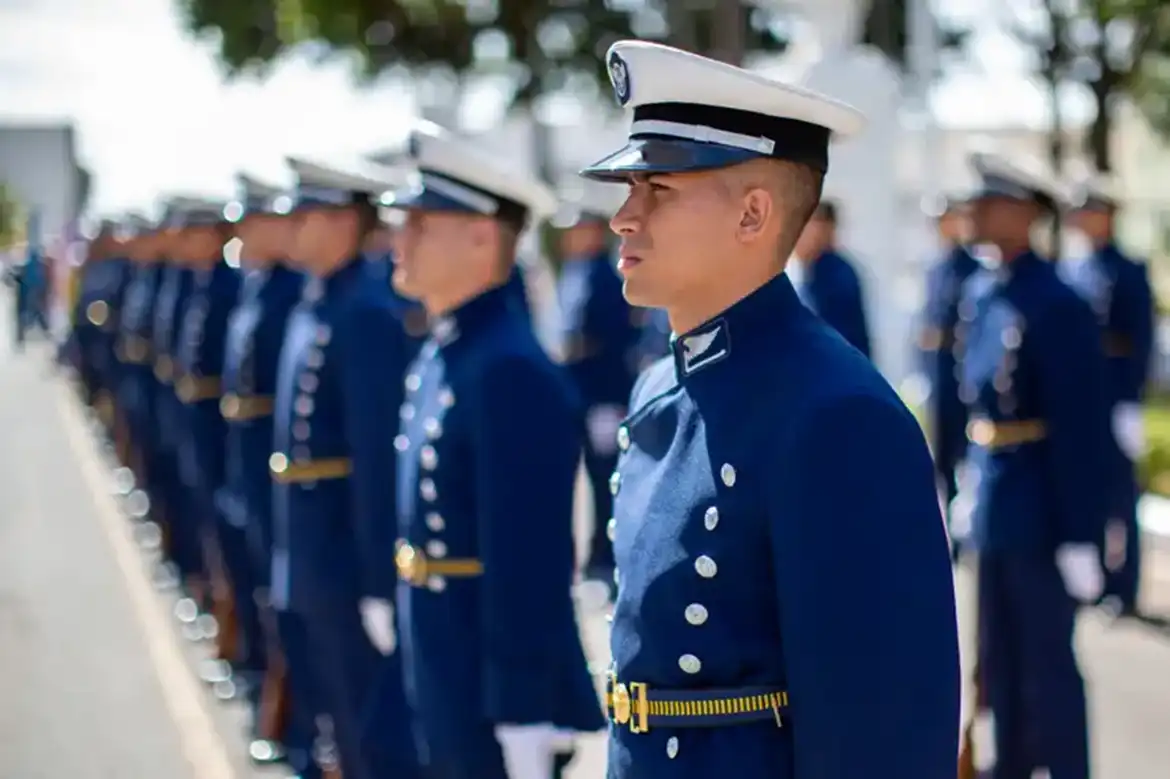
217,174,308,765
552,183,639,592
790,200,872,358
83,220,136,439
169,198,245,689
270,156,421,779
150,202,203,609
1060,173,1155,618
362,219,397,284
13,212,49,347
73,220,129,411
114,219,169,515
580,41,959,779
955,151,1112,779
387,119,604,779
915,194,981,549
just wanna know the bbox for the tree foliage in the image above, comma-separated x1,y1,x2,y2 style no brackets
179,0,968,104
1005,0,1170,170
0,182,23,249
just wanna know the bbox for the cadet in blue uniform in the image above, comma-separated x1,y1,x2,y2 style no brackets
151,204,205,608
386,119,604,779
955,152,1112,779
915,195,981,543
169,199,246,686
115,222,169,510
74,222,128,411
579,41,960,779
216,176,306,761
552,187,638,589
270,157,420,779
1060,174,1155,618
790,200,872,358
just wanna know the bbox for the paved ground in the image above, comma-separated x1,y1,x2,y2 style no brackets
2,312,1170,778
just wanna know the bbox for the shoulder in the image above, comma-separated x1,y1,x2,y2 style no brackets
740,315,911,444
959,266,997,304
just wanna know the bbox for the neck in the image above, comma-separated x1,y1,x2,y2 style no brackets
426,270,507,318
993,240,1031,262
308,249,355,278
189,256,219,270
801,247,827,264
1091,235,1114,251
246,256,277,271
668,264,780,335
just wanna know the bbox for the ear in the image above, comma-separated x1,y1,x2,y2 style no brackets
736,187,773,245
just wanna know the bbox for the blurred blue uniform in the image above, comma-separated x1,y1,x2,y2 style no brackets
74,251,130,402
173,237,246,661
578,41,960,779
395,284,604,778
153,263,202,581
14,237,48,344
1061,240,1154,611
271,258,420,779
269,156,420,779
218,259,304,701
958,155,1112,779
221,264,305,589
556,246,638,580
387,121,604,779
793,249,872,358
116,262,167,479
918,243,982,510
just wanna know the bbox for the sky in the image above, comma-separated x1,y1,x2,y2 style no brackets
0,0,1095,215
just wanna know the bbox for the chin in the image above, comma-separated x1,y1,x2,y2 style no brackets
621,278,661,309
391,268,418,297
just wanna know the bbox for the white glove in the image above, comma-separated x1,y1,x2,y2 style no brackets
586,405,625,455
1112,402,1145,461
359,597,396,656
495,724,557,779
1055,543,1104,603
947,461,979,542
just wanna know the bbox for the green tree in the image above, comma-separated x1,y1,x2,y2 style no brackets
179,0,965,99
1005,0,1170,171
0,182,23,249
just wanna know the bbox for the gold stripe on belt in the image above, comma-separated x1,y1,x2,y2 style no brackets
118,335,152,364
918,326,954,352
269,453,353,484
221,393,275,421
177,375,223,404
395,540,483,586
154,355,174,383
966,418,1047,450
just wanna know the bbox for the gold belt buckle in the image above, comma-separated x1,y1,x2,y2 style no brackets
395,542,428,586
608,673,650,733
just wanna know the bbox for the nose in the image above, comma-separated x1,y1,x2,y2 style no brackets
610,189,642,237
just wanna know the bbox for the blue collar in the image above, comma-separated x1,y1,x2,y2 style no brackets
432,281,515,348
671,271,804,380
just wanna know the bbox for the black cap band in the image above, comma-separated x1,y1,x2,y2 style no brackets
632,102,832,172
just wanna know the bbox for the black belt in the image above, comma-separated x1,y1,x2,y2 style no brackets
605,675,789,732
